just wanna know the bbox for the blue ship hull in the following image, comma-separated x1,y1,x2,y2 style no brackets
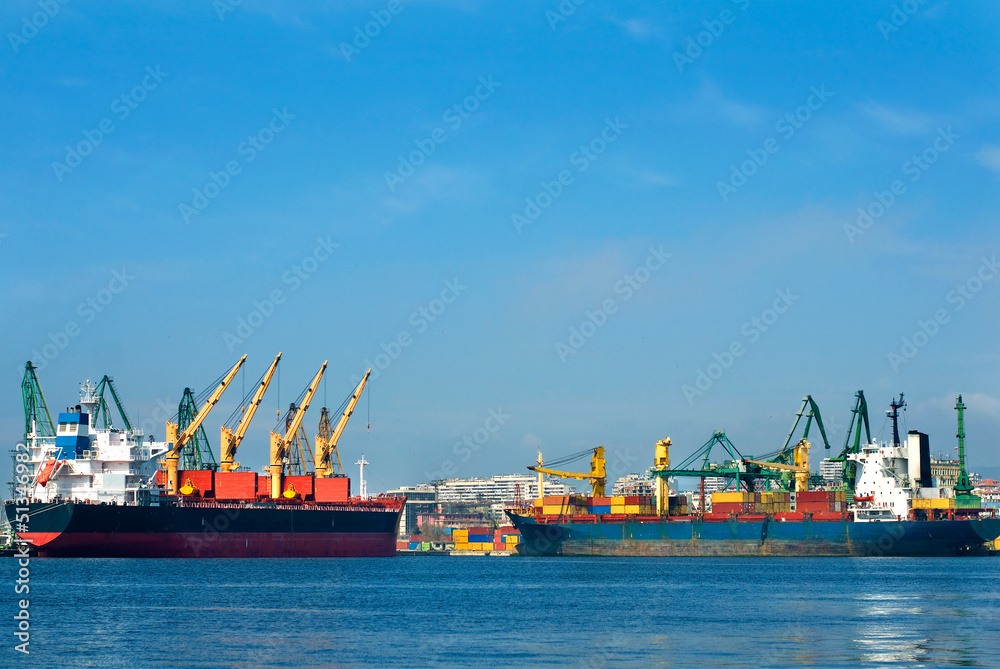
508,514,1000,557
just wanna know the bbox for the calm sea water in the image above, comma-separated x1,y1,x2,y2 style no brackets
6,556,1000,668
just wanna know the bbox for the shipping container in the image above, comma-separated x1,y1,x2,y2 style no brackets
590,506,612,514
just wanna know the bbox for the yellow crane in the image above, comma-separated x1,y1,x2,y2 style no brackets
744,438,812,492
528,447,606,498
163,355,246,495
219,352,281,473
268,361,327,498
315,369,370,478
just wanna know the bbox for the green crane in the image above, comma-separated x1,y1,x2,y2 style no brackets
21,361,55,438
649,430,786,493
178,388,218,470
91,375,134,431
828,390,871,491
953,394,981,510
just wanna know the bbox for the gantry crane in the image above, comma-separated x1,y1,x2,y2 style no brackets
163,355,246,494
219,353,281,473
528,447,606,498
22,361,55,439
268,361,327,498
315,369,370,478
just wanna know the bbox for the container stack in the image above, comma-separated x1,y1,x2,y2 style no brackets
795,490,846,513
533,495,589,515
710,491,755,514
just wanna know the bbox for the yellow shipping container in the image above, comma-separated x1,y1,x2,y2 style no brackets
454,543,470,551
712,492,746,503
624,505,641,514
913,497,956,509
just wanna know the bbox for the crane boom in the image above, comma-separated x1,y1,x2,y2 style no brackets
269,361,327,498
315,369,370,478
220,352,281,473
164,355,247,494
528,447,606,497
745,439,812,491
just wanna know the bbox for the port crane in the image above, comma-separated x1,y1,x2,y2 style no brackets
315,369,370,478
268,361,326,498
529,447,606,498
90,375,134,431
219,352,281,473
163,355,246,495
827,390,871,490
22,361,55,438
743,439,812,492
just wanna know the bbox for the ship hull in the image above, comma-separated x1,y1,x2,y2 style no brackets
509,514,1000,557
6,501,403,558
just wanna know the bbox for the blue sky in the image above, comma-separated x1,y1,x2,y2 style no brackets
2,1,999,493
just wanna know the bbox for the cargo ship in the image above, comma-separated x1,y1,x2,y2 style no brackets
5,357,404,557
508,393,1000,557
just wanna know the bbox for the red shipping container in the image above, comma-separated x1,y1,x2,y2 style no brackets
214,472,257,500
498,526,517,535
314,476,350,502
469,527,491,535
589,497,612,506
396,541,409,550
178,470,214,496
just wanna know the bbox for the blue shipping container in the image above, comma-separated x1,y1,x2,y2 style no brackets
408,542,420,550
591,506,612,514
468,535,492,543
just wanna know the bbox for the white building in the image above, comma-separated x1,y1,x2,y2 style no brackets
820,458,841,485
435,474,570,505
612,471,656,496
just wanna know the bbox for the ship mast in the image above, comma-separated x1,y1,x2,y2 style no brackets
355,454,369,499
887,393,906,446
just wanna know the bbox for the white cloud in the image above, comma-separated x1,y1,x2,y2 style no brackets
857,102,938,136
686,81,768,128
974,145,1000,172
